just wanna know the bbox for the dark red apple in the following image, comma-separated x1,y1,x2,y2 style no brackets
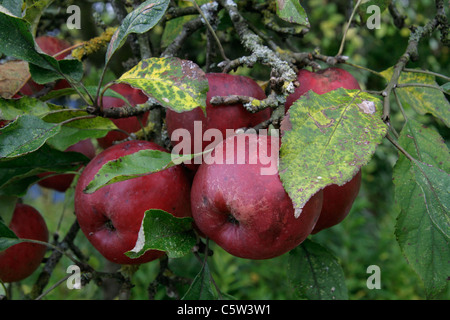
18,36,72,97
285,67,361,112
0,203,49,283
74,140,192,265
312,170,362,233
37,139,96,192
97,83,149,149
166,73,271,170
285,67,362,233
190,133,323,260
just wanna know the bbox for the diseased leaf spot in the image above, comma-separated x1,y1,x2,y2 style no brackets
357,100,376,114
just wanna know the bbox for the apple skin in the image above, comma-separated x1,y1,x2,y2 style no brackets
311,170,362,234
74,140,192,265
18,36,72,96
36,36,72,60
166,73,271,170
37,139,97,192
97,83,149,149
190,133,323,260
0,203,49,283
285,67,361,112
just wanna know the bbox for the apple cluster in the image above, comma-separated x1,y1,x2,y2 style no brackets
72,68,362,264
0,37,362,283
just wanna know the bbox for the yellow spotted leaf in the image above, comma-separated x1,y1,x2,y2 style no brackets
280,89,388,217
381,67,450,127
117,57,208,112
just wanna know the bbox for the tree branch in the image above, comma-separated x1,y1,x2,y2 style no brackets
216,0,297,116
381,0,448,122
29,220,86,300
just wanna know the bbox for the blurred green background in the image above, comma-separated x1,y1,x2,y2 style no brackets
2,0,449,300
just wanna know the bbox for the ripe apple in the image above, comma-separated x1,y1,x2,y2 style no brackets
312,170,361,234
0,203,49,283
97,83,149,149
166,73,271,169
18,36,72,97
285,67,361,112
285,67,362,233
74,140,192,265
190,133,323,260
37,139,96,192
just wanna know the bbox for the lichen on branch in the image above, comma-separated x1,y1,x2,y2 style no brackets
215,0,297,114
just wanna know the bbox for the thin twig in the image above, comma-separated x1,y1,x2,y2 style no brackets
337,0,363,56
34,274,72,300
386,133,417,163
189,0,228,62
381,6,445,122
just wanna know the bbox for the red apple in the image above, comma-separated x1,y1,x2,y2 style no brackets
190,133,323,260
38,139,96,192
18,36,72,97
0,203,49,283
166,73,271,170
74,140,192,264
97,83,149,149
285,67,362,233
285,67,361,112
312,170,362,234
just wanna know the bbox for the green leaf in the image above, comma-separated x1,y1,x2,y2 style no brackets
29,58,84,84
412,161,450,238
381,67,450,126
0,218,21,252
0,114,61,158
0,8,83,84
39,86,127,102
393,118,450,298
117,57,208,113
42,110,117,151
288,239,348,300
83,148,194,194
0,144,90,196
280,89,388,217
0,195,17,226
275,0,310,27
0,8,54,69
161,15,196,48
0,0,23,17
441,82,450,93
23,0,55,36
182,262,217,300
0,96,63,120
0,98,115,153
126,209,196,259
105,0,170,64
